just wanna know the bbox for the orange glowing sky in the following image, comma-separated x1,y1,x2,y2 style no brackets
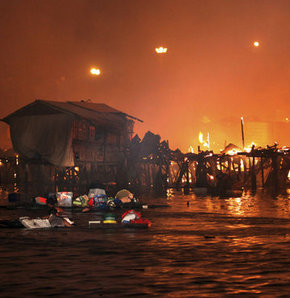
0,0,289,151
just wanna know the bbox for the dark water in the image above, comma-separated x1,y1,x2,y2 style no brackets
0,191,290,297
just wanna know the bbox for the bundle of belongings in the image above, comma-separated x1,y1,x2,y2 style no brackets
81,188,140,212
121,209,152,227
45,195,73,228
35,192,73,208
0,195,74,229
34,184,141,211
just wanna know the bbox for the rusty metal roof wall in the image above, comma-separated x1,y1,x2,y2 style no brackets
42,100,127,128
68,101,143,122
2,99,143,125
68,101,122,113
2,100,130,129
2,100,62,123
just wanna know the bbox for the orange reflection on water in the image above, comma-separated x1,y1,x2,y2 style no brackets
226,197,245,216
229,236,267,248
203,196,253,217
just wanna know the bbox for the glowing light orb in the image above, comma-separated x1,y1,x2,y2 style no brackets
155,46,167,54
253,41,260,47
90,67,101,76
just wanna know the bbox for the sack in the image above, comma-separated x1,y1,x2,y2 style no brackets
88,194,108,209
121,209,141,223
73,195,89,207
57,192,73,207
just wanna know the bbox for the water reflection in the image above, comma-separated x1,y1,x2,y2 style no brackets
0,191,289,297
172,191,290,219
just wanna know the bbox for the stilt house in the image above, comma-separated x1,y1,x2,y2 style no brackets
2,99,142,194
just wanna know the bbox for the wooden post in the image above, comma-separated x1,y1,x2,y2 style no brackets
184,160,190,195
241,117,245,149
272,154,278,194
261,157,265,188
251,156,257,191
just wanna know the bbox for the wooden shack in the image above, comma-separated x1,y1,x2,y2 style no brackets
2,99,142,195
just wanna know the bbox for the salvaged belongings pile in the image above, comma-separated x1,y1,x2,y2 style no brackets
34,188,142,211
0,194,74,230
35,188,142,211
1,189,152,229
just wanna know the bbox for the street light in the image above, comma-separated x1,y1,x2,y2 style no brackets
155,46,167,54
90,67,101,76
253,41,260,47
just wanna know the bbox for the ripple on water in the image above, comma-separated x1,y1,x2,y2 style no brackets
0,192,289,296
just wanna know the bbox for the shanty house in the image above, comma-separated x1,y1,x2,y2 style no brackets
2,99,142,195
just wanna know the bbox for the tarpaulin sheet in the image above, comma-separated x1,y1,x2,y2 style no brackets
9,114,74,167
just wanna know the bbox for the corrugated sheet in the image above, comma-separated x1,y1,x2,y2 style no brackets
2,99,142,128
44,100,125,128
68,101,122,113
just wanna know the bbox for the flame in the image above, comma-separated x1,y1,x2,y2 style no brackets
240,159,244,171
199,132,203,143
288,170,290,180
227,149,239,155
198,132,210,149
245,142,256,152
207,174,214,180
188,145,194,153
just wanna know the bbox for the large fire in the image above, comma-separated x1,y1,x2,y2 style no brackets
198,132,210,149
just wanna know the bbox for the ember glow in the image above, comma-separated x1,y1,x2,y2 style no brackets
245,142,257,152
188,145,194,153
227,149,239,156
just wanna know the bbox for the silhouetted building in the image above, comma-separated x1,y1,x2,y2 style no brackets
1,99,142,194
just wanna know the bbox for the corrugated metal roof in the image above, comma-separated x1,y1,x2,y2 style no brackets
68,101,143,122
43,100,124,125
2,100,142,128
69,101,122,113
